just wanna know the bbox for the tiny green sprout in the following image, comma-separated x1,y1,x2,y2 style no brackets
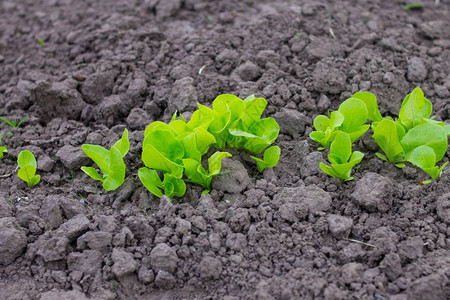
17,150,40,187
81,128,129,191
251,145,281,172
207,16,216,26
0,116,29,128
37,38,44,45
319,132,364,182
401,3,424,11
0,137,7,159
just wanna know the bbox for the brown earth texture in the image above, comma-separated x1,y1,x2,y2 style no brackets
1,0,450,299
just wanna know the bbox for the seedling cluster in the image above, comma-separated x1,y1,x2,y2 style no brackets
310,87,450,183
81,94,281,199
0,137,6,159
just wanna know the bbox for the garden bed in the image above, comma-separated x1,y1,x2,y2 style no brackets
0,0,449,299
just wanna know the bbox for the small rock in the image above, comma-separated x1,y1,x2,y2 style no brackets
77,231,112,251
351,172,394,213
37,155,55,172
211,158,251,194
59,214,90,241
216,49,239,63
407,274,446,300
255,50,280,67
327,214,353,239
226,233,247,251
80,70,117,105
56,145,90,170
39,196,63,229
0,195,13,218
278,203,308,223
312,61,347,94
154,270,176,289
169,76,198,112
228,208,250,233
234,61,261,82
0,217,28,265
111,248,138,277
379,253,403,281
59,196,86,219
67,250,103,276
198,256,223,280
397,236,423,263
126,107,150,130
274,108,306,137
138,266,155,283
150,243,178,273
436,193,450,224
407,57,427,82
274,185,332,215
36,234,69,262
300,152,326,177
341,262,365,284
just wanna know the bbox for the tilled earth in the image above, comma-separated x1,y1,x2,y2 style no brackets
1,0,450,299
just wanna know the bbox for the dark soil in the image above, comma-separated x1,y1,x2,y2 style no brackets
1,0,450,299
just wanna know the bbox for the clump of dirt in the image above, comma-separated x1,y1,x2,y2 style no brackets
0,0,449,299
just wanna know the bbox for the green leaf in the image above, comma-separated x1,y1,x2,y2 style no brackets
112,129,130,157
372,119,405,163
187,107,214,130
143,129,185,163
401,123,448,163
313,115,331,132
102,147,126,191
18,150,37,168
142,144,184,178
309,111,344,149
138,168,164,198
251,145,281,172
337,98,369,139
208,151,232,176
319,162,337,178
328,132,352,164
82,144,111,175
444,125,450,136
193,127,216,155
163,173,186,198
239,97,267,130
404,145,446,180
18,165,39,187
144,121,177,138
230,117,279,154
0,146,7,158
352,92,383,122
398,87,432,130
81,166,103,181
183,158,208,187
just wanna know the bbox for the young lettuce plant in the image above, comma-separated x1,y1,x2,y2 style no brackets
17,150,40,187
372,87,449,181
81,129,129,191
192,94,280,168
319,132,364,182
251,145,281,172
310,92,382,150
139,112,231,198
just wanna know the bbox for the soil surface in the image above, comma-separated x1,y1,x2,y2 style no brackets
1,0,450,299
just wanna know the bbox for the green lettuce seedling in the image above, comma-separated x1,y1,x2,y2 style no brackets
0,116,29,128
372,88,449,180
310,93,382,150
0,137,6,158
319,132,364,182
251,145,281,172
17,150,40,187
81,129,129,191
139,113,231,198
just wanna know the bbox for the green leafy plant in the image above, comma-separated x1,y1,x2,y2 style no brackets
372,88,449,180
81,129,129,191
0,137,6,159
309,93,382,150
251,145,281,172
17,150,40,187
139,112,231,198
0,116,29,128
319,132,364,182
